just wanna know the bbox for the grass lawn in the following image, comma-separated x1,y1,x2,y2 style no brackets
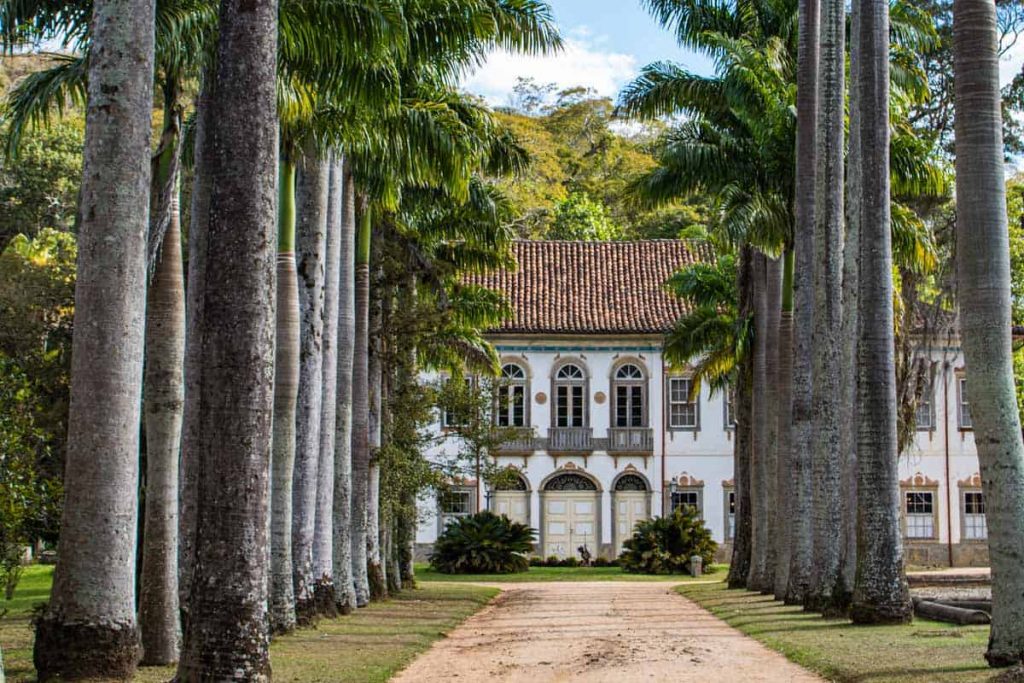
677,579,998,683
1,565,497,682
413,562,728,582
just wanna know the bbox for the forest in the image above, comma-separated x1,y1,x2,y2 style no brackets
0,0,1023,680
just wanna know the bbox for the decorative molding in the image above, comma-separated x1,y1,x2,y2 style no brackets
675,472,704,487
495,345,661,353
958,472,983,488
721,478,735,488
594,391,606,405
901,472,939,488
535,391,547,405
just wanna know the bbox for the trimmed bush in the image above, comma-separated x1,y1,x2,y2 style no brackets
430,511,536,574
618,506,716,575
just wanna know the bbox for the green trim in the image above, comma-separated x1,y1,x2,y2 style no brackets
279,160,297,253
781,247,795,312
357,201,372,266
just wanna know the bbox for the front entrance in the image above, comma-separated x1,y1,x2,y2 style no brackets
613,473,650,555
541,472,599,559
493,472,530,527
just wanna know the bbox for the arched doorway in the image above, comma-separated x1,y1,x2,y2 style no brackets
613,472,650,555
540,471,600,559
492,471,530,528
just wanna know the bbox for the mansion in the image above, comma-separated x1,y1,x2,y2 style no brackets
415,240,994,566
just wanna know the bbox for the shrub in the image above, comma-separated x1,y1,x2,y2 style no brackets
528,556,545,567
545,555,561,567
618,506,716,575
430,511,536,574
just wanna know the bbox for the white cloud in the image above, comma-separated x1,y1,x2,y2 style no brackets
460,27,638,107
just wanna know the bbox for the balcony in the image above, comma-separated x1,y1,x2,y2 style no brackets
493,428,536,453
607,427,654,453
548,426,594,452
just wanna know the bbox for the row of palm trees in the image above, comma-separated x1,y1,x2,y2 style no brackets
626,0,1024,666
1,0,560,679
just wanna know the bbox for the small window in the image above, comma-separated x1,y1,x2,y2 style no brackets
441,376,472,428
958,377,972,430
497,363,528,428
668,377,699,430
723,385,736,430
671,489,702,517
724,489,736,540
916,379,934,431
963,490,987,540
905,491,935,539
439,488,474,529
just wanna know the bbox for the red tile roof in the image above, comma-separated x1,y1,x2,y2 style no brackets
467,240,714,335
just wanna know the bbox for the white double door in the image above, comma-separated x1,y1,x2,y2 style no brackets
614,492,650,555
543,492,599,559
493,491,530,527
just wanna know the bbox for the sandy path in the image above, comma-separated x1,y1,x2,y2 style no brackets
391,581,822,682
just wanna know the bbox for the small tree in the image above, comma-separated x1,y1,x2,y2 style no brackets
430,511,535,574
618,506,716,575
548,192,621,241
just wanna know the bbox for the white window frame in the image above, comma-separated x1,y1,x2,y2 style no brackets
670,488,704,518
497,363,529,428
903,489,937,540
612,363,647,428
723,487,735,540
916,378,934,431
957,375,972,430
961,489,987,541
438,486,476,531
723,385,736,431
552,362,588,428
667,376,700,431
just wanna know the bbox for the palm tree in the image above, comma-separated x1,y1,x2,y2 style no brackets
951,0,1024,663
806,0,845,616
31,1,155,679
350,196,372,606
175,0,278,677
291,142,329,625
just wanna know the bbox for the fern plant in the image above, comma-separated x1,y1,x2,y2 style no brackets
618,506,717,575
430,511,536,574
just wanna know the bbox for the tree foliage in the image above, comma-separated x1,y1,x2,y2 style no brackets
618,506,716,575
429,510,535,574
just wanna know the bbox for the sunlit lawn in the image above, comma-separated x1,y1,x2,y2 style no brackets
413,562,728,582
677,579,999,683
1,565,497,683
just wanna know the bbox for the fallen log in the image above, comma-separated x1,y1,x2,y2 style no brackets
912,598,991,625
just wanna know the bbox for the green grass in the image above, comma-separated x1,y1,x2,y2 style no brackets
413,562,728,582
676,579,999,683
0,567,496,682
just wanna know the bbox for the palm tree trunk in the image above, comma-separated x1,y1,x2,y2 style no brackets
333,168,359,613
806,0,846,616
175,0,278,677
398,490,417,586
314,153,344,617
952,0,1024,660
270,157,300,635
762,256,782,593
773,249,795,600
850,0,912,626
33,1,155,678
350,196,372,607
292,143,329,626
139,112,183,666
747,252,770,592
839,0,863,603
727,247,754,589
367,296,386,599
785,0,820,607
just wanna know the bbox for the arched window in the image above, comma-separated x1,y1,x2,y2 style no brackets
553,362,588,427
612,363,647,427
544,472,598,491
497,363,528,427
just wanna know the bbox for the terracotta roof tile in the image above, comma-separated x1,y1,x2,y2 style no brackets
466,240,714,335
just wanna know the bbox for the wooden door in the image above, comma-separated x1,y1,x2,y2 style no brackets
614,492,649,555
543,492,598,559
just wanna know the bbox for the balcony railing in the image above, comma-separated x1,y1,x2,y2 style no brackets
607,427,654,453
493,428,535,452
548,426,594,451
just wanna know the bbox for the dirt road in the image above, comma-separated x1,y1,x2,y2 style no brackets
391,581,821,682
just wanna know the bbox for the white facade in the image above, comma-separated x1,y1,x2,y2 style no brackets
417,336,990,566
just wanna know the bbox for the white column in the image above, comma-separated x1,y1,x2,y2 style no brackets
601,488,612,551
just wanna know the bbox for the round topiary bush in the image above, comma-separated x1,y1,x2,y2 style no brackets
618,506,717,574
429,511,536,574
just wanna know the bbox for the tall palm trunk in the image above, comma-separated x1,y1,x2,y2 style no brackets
762,256,782,593
785,0,820,607
367,264,386,600
727,247,754,589
350,196,372,607
314,153,344,617
33,1,155,678
139,100,184,666
839,0,863,601
747,253,771,591
333,169,359,613
292,144,329,625
850,0,912,625
773,249,795,599
952,0,1024,662
806,0,846,616
175,0,278,677
270,157,300,635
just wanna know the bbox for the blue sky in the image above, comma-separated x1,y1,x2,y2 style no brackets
461,0,714,106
